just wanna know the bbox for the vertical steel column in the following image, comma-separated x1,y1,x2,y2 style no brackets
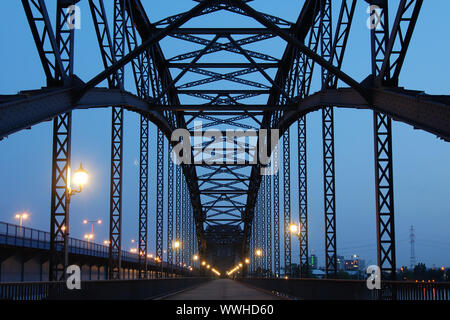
273,145,280,278
257,189,262,272
254,192,259,273
298,114,309,278
49,112,72,281
167,143,174,273
49,1,75,281
175,165,182,267
369,1,397,282
188,187,193,267
283,130,291,277
109,107,124,279
320,0,337,278
138,116,149,277
261,176,266,275
156,129,165,276
266,175,272,277
181,179,187,268
109,0,125,280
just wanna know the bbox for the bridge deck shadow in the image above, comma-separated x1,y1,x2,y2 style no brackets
162,279,284,300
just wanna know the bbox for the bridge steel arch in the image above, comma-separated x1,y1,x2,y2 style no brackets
1,0,450,281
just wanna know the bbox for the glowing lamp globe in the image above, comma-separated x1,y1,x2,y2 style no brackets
73,164,89,188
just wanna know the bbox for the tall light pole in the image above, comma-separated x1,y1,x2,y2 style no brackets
83,219,102,237
63,164,89,268
290,222,301,278
83,219,101,250
15,212,29,234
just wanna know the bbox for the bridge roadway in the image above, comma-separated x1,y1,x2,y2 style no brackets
163,279,283,300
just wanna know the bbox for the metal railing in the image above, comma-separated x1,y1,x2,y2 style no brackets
0,221,167,266
0,221,134,261
389,280,450,300
0,278,211,301
239,278,450,301
0,281,66,301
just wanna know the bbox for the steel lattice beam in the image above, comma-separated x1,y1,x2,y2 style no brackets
369,1,397,287
138,115,149,278
282,130,291,277
320,0,338,278
273,146,280,278
49,112,72,281
22,0,67,86
167,143,174,273
48,0,76,281
265,175,272,277
175,164,181,266
155,129,164,276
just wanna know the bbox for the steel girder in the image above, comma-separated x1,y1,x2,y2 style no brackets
21,0,67,87
156,129,165,276
167,143,174,272
48,0,76,281
273,148,280,278
175,164,182,266
282,131,292,277
112,0,127,280
2,0,443,277
265,175,272,277
370,1,396,285
49,111,72,281
320,0,337,278
89,0,127,279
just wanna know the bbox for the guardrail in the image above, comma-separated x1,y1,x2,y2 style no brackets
0,281,66,301
0,221,186,271
0,221,137,262
239,278,450,300
0,278,211,300
391,280,450,300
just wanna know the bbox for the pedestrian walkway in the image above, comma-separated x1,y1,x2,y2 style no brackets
164,279,283,300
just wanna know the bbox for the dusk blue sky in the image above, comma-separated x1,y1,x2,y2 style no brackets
0,1,449,269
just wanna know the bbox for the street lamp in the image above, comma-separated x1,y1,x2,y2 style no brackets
15,212,29,232
131,239,138,253
83,219,102,237
245,258,250,264
84,233,94,248
173,240,181,249
289,222,300,236
255,249,263,257
67,163,89,201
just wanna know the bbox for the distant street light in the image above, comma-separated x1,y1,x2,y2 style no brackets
173,240,181,249
83,219,102,241
84,233,94,248
131,239,138,253
255,249,263,257
15,212,29,231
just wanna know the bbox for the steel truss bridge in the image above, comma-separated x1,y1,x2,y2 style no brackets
1,0,450,300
